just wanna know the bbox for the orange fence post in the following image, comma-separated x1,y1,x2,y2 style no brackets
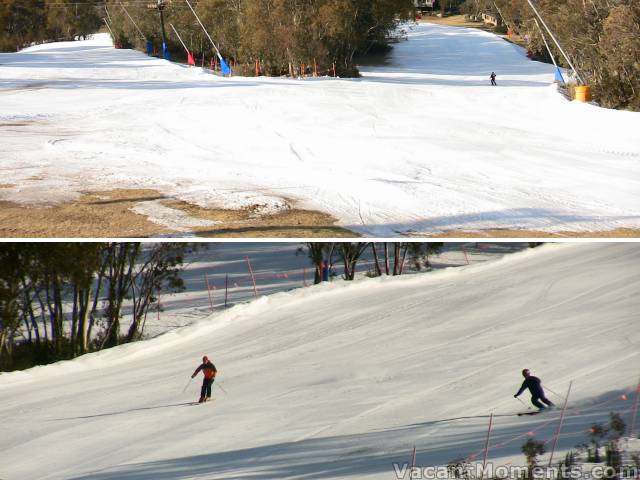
224,274,229,308
630,377,640,437
410,447,417,474
548,381,573,467
245,256,258,298
481,413,494,480
205,273,214,311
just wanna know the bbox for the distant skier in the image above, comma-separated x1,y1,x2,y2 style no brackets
514,369,555,410
490,72,497,86
191,356,217,403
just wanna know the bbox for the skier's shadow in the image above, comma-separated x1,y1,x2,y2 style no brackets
397,413,517,430
50,402,195,421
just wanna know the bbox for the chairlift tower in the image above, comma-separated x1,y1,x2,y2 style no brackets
148,0,170,59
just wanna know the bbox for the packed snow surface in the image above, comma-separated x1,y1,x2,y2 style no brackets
1,24,639,235
120,241,528,337
1,243,639,479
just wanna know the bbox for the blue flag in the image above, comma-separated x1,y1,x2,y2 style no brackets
220,57,232,76
554,67,565,84
163,42,171,61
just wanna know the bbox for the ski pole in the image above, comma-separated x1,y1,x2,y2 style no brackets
182,377,193,394
217,383,227,395
544,386,563,398
515,396,531,410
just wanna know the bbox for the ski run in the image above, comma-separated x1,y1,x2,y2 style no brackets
1,23,640,235
1,243,639,479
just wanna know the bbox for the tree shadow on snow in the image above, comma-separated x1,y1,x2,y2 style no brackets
0,77,262,91
51,402,195,420
350,208,640,237
66,389,635,479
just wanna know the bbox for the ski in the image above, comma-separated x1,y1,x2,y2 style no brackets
517,408,555,416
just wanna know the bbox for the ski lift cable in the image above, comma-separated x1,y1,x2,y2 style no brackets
183,0,223,63
44,1,192,8
525,0,585,85
169,23,189,55
533,18,558,69
102,17,115,38
104,4,113,23
118,1,147,41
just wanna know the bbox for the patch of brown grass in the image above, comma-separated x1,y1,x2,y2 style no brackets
419,15,532,50
164,199,356,238
427,228,640,238
419,14,492,30
0,190,171,238
0,189,356,238
1,188,636,239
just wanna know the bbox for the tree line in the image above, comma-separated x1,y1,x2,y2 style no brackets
3,1,636,108
0,0,102,52
461,0,640,110
105,0,414,77
0,0,414,77
0,243,190,371
0,242,447,371
305,242,444,283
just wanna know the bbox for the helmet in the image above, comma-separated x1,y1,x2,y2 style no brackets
203,356,209,363
522,369,530,377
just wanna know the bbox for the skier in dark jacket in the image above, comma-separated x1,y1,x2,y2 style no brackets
192,356,217,403
490,72,497,86
514,369,554,410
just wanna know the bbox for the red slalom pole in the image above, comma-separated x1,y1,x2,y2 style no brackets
205,273,214,311
224,274,229,308
245,256,258,298
548,381,573,467
481,413,494,480
630,377,640,437
410,446,417,474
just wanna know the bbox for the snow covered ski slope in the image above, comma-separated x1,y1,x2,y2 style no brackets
1,243,638,479
1,24,639,236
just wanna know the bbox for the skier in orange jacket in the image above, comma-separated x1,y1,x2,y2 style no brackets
192,356,217,403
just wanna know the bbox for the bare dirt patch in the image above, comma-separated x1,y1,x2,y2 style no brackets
163,199,356,238
420,15,529,49
420,14,493,30
428,228,640,238
0,189,171,238
2,188,635,238
0,189,356,238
